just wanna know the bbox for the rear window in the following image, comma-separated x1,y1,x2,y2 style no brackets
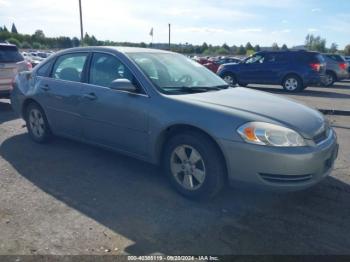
0,45,24,63
296,53,324,63
325,54,345,62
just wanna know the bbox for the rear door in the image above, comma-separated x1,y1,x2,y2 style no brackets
39,52,89,138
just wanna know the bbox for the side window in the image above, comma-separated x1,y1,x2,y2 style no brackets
89,53,135,88
36,61,53,77
266,53,287,63
52,53,88,82
265,54,276,63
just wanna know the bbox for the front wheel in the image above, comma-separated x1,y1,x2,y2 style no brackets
25,103,52,143
282,75,303,92
163,131,226,200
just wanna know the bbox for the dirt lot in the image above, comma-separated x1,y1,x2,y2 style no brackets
0,83,349,255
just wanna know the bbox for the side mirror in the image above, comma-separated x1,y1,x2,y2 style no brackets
109,78,137,93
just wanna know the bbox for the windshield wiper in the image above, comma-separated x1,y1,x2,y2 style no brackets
213,84,230,89
163,86,227,93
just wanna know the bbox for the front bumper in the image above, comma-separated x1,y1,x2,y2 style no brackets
219,129,338,191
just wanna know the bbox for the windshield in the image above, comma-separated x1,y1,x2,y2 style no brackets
127,52,228,94
0,46,24,63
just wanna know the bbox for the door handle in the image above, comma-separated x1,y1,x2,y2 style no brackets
41,84,50,91
82,93,97,101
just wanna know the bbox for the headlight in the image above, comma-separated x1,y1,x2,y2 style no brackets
237,122,306,147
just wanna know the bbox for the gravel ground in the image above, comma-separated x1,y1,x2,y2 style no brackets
0,83,349,255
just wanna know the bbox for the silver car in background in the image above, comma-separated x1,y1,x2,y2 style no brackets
0,43,32,97
323,54,349,86
11,47,339,199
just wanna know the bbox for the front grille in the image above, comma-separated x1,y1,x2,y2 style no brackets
259,173,313,183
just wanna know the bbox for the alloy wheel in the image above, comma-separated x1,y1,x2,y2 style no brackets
284,78,298,91
29,108,45,138
170,145,206,191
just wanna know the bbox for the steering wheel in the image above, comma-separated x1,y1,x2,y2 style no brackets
177,74,193,85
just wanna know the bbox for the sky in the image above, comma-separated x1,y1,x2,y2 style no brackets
0,0,349,48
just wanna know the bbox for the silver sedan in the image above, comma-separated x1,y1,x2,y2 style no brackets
11,46,338,199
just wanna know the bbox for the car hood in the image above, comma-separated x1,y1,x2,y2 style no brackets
177,88,325,139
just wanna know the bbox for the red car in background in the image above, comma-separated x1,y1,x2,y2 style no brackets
195,56,242,73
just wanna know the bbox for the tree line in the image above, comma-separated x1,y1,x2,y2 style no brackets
1,23,349,56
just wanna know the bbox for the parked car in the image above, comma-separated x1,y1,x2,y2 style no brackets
203,61,220,73
203,57,242,73
322,54,349,86
345,56,350,75
214,56,242,65
0,43,32,98
217,50,326,92
11,47,338,199
194,57,209,65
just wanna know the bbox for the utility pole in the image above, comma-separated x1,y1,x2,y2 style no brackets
79,0,84,45
168,23,171,50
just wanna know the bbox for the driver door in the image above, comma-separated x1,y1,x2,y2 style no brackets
239,54,267,84
79,52,149,157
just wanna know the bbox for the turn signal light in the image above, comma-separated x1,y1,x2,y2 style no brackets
243,127,257,142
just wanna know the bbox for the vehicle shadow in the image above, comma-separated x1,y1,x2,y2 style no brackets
248,86,350,99
0,100,17,124
1,134,350,255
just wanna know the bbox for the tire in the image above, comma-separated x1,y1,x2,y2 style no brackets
25,103,52,143
324,72,336,87
222,73,237,86
282,74,303,92
162,131,226,200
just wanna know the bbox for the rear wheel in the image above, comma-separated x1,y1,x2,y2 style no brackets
324,72,336,87
163,131,226,200
222,73,237,86
25,103,52,143
282,75,303,92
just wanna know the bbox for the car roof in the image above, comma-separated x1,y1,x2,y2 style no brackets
56,46,173,55
0,43,17,48
257,50,319,54
323,53,342,56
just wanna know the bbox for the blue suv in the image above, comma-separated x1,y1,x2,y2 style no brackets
217,50,326,92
